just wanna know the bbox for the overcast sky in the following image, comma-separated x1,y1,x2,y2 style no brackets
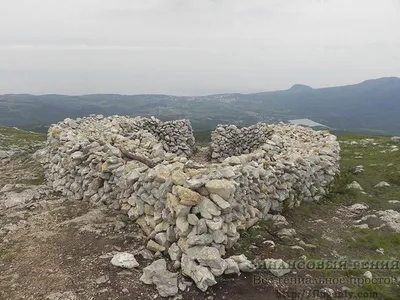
0,0,399,95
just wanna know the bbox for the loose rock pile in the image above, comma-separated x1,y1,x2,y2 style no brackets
210,123,273,162
42,116,340,294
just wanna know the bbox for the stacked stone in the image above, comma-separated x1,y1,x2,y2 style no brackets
130,116,196,156
43,117,340,292
44,115,195,207
116,124,340,291
210,123,273,162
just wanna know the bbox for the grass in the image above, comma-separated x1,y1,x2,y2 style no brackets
0,126,46,149
346,228,400,258
227,219,275,260
194,130,212,147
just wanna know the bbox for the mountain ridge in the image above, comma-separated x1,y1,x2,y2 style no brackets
1,77,398,98
1,77,399,134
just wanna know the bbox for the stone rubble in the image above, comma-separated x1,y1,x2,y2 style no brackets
40,115,340,294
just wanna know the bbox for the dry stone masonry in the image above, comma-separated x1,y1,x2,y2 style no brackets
210,123,274,162
42,115,340,293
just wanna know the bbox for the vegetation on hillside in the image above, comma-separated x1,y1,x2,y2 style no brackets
1,77,400,135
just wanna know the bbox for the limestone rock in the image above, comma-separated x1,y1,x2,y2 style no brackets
209,194,231,211
205,180,235,200
198,197,221,219
374,181,390,188
168,243,182,261
147,240,166,252
263,258,291,277
346,181,363,190
176,186,202,206
196,247,227,276
140,259,179,297
110,252,139,269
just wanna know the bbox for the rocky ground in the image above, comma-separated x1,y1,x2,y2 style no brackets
1,129,400,300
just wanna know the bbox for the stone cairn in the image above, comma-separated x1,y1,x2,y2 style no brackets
42,115,340,294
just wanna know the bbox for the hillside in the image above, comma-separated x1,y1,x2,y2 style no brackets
0,77,400,134
1,127,399,299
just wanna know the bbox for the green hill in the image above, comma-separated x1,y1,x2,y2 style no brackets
1,77,399,134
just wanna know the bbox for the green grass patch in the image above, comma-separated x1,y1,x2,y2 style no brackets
346,228,400,258
0,126,46,149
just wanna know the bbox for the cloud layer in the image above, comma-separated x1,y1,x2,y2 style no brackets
0,0,399,95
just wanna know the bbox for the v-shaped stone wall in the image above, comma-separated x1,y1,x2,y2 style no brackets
43,115,340,292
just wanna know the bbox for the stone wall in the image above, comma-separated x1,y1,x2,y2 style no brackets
129,116,196,156
45,115,195,204
210,123,273,162
43,116,340,292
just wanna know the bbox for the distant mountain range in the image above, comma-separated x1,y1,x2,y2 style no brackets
0,77,399,134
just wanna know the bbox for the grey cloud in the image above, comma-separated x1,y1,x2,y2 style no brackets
0,0,399,95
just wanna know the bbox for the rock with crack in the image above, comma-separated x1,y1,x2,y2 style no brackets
205,179,236,200
175,186,202,206
209,194,231,211
181,254,217,292
140,259,179,297
197,197,221,219
147,240,166,252
192,247,227,276
110,252,139,269
223,258,240,274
